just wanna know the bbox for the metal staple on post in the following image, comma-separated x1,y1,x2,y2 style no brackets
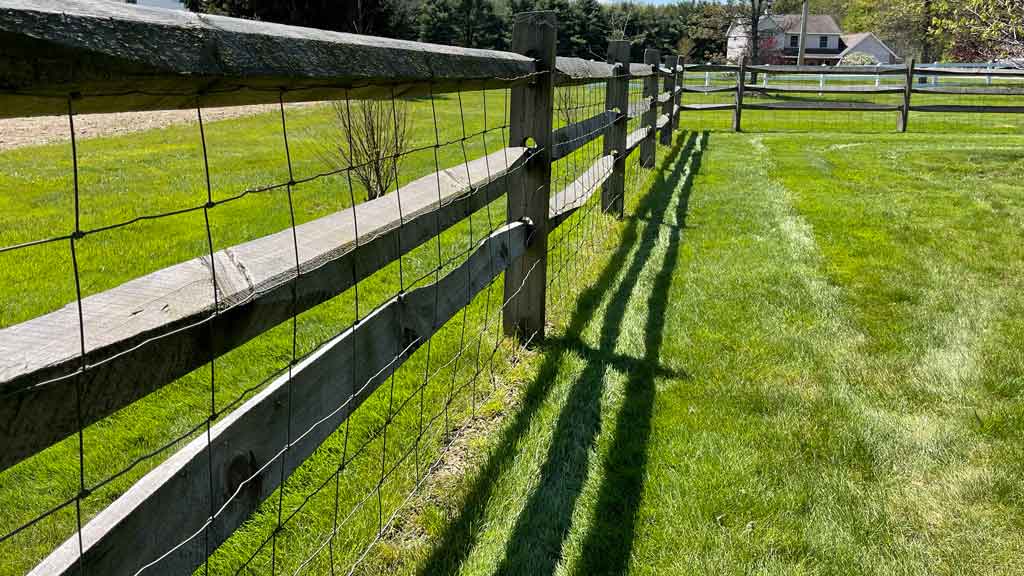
602,40,630,219
503,10,556,342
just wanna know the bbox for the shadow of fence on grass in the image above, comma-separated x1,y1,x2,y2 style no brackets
418,131,708,576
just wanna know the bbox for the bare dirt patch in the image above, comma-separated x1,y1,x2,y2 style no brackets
0,104,294,152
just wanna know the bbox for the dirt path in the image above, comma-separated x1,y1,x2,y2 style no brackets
0,104,293,152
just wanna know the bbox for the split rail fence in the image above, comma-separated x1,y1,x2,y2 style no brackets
0,2,686,574
681,60,1024,131
4,3,1018,574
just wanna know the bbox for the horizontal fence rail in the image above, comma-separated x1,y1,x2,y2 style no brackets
0,0,540,116
0,147,528,472
1,1,1021,573
0,4,684,575
678,60,1024,132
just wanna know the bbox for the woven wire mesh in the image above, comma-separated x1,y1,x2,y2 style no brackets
0,72,552,575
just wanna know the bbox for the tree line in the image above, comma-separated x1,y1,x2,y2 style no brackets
184,0,1022,64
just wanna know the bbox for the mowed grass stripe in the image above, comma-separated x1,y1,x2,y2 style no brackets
360,129,1024,576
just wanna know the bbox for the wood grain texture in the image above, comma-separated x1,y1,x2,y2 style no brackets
31,221,531,576
628,97,654,119
554,57,617,84
899,59,914,132
683,64,737,73
734,61,745,132
744,102,902,111
640,49,660,168
629,63,654,77
680,85,738,94
0,0,535,117
910,104,1024,114
551,110,617,161
503,11,554,341
548,154,615,230
602,41,630,219
625,126,649,157
671,56,682,130
679,103,735,111
912,86,1024,96
660,54,676,145
745,85,905,94
0,147,526,473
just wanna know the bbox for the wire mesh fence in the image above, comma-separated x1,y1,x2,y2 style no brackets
4,4,1018,574
0,7,679,572
677,64,1024,135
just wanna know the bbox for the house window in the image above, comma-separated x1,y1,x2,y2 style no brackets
790,35,799,48
819,36,829,49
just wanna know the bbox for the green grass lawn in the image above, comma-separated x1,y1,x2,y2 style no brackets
0,86,640,575
2,87,1024,576
352,127,1024,575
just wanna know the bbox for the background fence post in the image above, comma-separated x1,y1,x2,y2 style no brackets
603,39,630,219
503,10,556,342
734,60,746,132
900,58,915,133
660,53,676,145
673,55,683,131
641,48,660,167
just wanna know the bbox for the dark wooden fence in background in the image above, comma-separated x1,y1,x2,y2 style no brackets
681,60,1024,131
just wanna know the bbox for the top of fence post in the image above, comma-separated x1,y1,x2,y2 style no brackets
503,10,556,342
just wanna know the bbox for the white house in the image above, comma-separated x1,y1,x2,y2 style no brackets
839,32,900,65
727,14,898,66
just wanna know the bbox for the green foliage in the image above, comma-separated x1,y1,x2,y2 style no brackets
845,0,943,62
184,0,742,61
184,0,418,36
933,0,1024,61
840,50,880,65
418,0,462,45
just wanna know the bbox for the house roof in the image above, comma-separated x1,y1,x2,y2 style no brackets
763,14,842,35
840,32,898,59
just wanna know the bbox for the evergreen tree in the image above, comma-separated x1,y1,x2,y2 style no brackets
459,0,506,49
418,0,461,45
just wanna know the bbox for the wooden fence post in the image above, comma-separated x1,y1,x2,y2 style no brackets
603,39,630,219
734,59,746,132
641,48,660,167
660,53,676,145
900,58,915,133
503,10,556,342
673,55,683,131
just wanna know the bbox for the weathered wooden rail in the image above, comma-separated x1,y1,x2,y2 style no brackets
0,2,686,574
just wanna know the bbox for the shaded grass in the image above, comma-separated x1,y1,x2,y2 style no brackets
0,87,620,575
3,80,1024,576
360,126,1024,575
